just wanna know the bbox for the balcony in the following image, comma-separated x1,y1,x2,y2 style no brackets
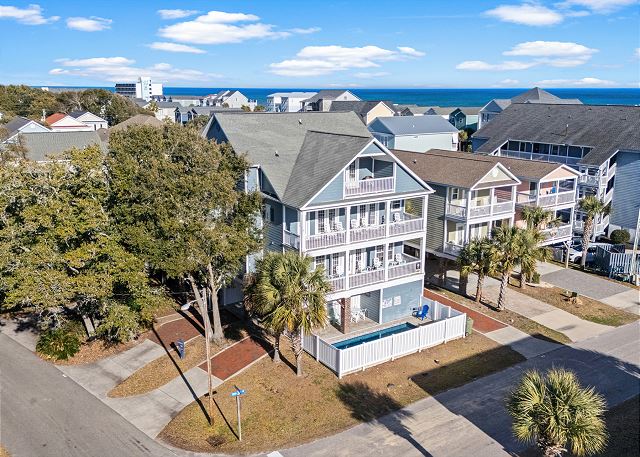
306,231,346,250
344,177,394,197
350,268,385,288
518,190,575,208
541,224,573,243
443,242,462,256
388,259,422,280
446,199,514,219
283,230,300,249
446,203,467,218
389,214,424,236
328,276,346,292
351,224,386,243
578,174,606,187
500,149,580,166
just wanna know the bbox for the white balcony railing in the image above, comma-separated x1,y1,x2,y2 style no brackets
541,224,573,242
578,174,606,187
283,230,300,249
306,231,346,250
328,276,346,292
537,190,576,207
388,260,422,280
446,203,467,218
389,217,424,236
492,200,514,215
469,204,491,218
344,177,394,197
351,224,386,243
443,242,463,256
349,268,385,288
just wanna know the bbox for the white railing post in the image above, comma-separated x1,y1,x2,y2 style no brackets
315,334,319,360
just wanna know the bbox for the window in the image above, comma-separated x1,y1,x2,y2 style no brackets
331,253,343,275
368,203,377,225
264,203,274,222
551,145,559,155
375,245,384,262
451,188,460,200
328,209,336,230
346,161,357,182
391,200,401,209
315,255,325,270
318,210,326,233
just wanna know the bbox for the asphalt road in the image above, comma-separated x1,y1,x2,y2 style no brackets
0,333,178,457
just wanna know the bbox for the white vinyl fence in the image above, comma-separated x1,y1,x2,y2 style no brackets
303,299,467,378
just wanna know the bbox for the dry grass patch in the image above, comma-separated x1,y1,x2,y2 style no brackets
513,284,638,327
429,285,571,345
0,445,10,457
109,330,247,398
159,332,524,454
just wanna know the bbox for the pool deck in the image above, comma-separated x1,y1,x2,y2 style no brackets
316,315,430,344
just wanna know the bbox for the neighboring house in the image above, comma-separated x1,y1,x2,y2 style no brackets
44,113,94,132
472,103,640,239
478,87,582,129
609,151,640,240
205,111,434,330
144,101,181,122
424,107,452,118
475,154,581,245
1,116,50,142
449,107,480,131
368,115,459,152
69,110,108,130
266,92,318,112
175,106,243,124
329,100,397,125
18,131,105,162
204,90,257,110
164,95,206,107
301,90,361,112
396,149,520,259
394,105,432,116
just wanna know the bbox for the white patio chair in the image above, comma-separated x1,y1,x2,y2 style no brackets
334,221,344,232
350,219,360,229
350,302,367,323
394,253,403,264
392,212,401,223
355,260,364,273
373,257,383,269
360,217,368,227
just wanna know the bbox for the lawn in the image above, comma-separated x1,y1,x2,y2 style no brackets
512,283,638,327
519,395,640,457
159,332,525,454
427,284,571,345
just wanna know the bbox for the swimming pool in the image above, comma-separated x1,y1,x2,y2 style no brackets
332,323,417,350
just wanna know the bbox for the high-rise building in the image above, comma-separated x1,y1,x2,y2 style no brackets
115,77,163,101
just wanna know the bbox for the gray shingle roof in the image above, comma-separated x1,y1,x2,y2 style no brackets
481,88,582,114
206,111,372,207
473,103,640,166
451,107,481,115
69,110,89,118
155,101,181,108
471,153,579,180
303,90,356,103
3,116,32,136
329,100,395,115
394,104,432,115
110,114,164,132
426,106,454,116
394,149,518,189
20,131,105,162
369,115,459,136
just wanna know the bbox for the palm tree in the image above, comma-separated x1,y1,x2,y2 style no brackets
507,368,607,457
249,252,330,376
578,196,610,269
492,225,525,310
519,228,552,288
521,206,559,230
458,237,496,303
244,253,286,363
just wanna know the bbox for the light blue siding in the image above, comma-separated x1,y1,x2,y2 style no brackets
308,172,344,205
472,137,488,152
611,151,640,231
381,280,422,323
395,165,424,193
265,200,283,253
374,159,394,178
284,206,299,234
359,290,380,323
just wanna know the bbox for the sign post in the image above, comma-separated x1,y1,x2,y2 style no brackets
230,387,246,441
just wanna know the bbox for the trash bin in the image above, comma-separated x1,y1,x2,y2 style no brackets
466,317,474,336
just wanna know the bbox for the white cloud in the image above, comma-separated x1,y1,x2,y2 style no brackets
485,3,564,25
398,46,426,57
0,4,59,25
353,71,391,78
456,60,538,71
157,9,199,19
66,16,112,32
504,40,597,66
269,45,423,77
288,27,321,34
148,42,206,54
535,77,616,86
158,10,315,44
50,56,215,83
635,48,640,58
556,0,637,13
497,78,521,86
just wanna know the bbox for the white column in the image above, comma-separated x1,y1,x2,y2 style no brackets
385,200,391,238
345,205,351,244
384,242,389,281
300,210,306,252
536,181,541,205
489,188,495,215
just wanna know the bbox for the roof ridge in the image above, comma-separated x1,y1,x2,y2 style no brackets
305,129,371,139
398,149,499,165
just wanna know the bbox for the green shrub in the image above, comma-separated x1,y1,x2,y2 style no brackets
36,328,81,360
96,304,140,343
532,272,541,284
610,229,631,245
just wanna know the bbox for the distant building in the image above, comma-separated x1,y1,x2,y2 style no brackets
329,100,397,125
115,76,163,101
478,87,582,129
143,101,181,122
266,92,317,112
203,90,256,110
368,115,460,152
69,110,108,130
301,90,360,112
1,116,50,142
394,105,432,116
44,113,94,132
449,107,480,131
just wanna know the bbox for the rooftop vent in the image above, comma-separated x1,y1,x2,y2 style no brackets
298,119,303,125
275,150,279,157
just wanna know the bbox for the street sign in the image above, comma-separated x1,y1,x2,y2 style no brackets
231,387,246,440
176,338,185,359
231,389,245,397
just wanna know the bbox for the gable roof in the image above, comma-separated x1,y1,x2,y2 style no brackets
268,91,317,99
425,106,453,116
110,114,163,131
472,153,580,181
395,104,432,115
369,115,459,136
45,113,67,124
20,131,105,162
451,107,481,116
3,116,37,136
472,103,640,166
394,149,519,189
69,110,89,118
480,88,582,114
329,100,396,116
512,87,562,103
205,111,373,207
303,90,359,103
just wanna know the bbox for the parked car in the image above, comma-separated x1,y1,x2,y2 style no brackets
567,242,610,264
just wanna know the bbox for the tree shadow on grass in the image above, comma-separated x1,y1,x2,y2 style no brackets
336,381,434,456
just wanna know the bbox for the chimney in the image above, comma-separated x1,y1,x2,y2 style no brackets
41,109,46,122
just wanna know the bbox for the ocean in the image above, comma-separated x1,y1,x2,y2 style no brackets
161,88,640,107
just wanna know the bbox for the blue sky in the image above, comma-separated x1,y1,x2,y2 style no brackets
0,0,638,88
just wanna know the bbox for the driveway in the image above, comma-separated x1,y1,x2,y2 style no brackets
540,265,639,315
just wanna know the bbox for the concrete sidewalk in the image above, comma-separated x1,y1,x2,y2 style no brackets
432,269,612,342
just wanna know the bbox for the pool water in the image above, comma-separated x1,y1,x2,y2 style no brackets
333,323,417,350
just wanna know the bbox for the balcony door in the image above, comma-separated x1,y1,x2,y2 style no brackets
345,160,358,188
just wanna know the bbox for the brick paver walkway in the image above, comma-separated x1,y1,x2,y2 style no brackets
148,310,204,346
424,289,506,333
198,336,270,380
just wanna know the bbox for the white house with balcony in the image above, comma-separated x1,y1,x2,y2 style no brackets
266,92,317,112
368,115,459,152
472,103,640,239
397,149,520,259
205,111,434,334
